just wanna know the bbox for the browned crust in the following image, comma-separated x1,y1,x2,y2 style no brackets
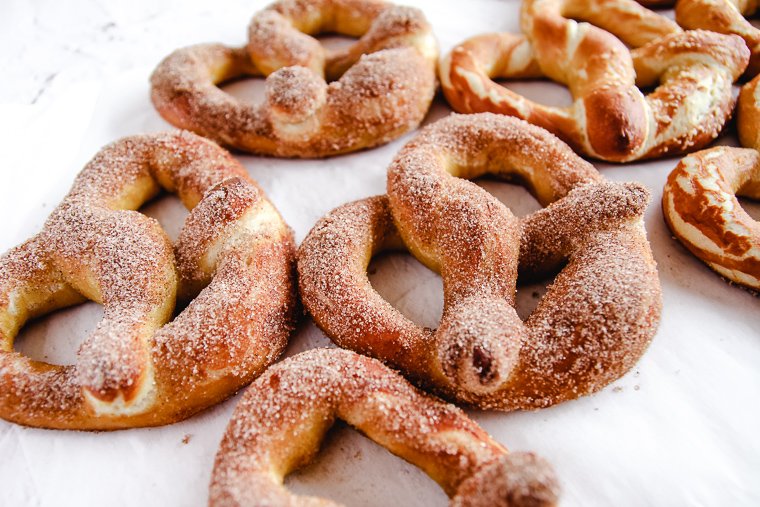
676,0,760,79
209,348,560,507
662,146,760,290
150,0,438,158
439,1,748,163
738,72,760,150
298,114,662,410
0,131,298,430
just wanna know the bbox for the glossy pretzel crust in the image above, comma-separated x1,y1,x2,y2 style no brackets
663,147,760,290
440,0,748,162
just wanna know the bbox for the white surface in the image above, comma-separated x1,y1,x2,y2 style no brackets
2,1,759,506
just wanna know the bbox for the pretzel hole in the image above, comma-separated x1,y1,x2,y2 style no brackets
141,192,190,242
316,34,358,58
14,302,103,366
287,422,446,506
220,76,269,105
493,78,573,108
476,178,552,320
369,253,442,329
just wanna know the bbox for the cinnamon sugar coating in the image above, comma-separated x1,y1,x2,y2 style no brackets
298,114,662,410
150,0,438,158
209,348,559,507
0,131,298,430
439,0,749,162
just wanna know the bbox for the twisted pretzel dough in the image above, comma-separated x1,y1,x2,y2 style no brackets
0,131,297,430
440,0,749,162
209,348,560,507
150,0,437,158
676,0,760,79
299,114,662,410
662,147,760,290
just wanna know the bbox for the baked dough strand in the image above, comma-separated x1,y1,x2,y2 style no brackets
209,348,560,507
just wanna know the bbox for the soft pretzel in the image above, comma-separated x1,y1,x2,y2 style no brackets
0,131,297,430
440,0,749,162
661,72,760,290
299,114,662,410
738,72,760,151
150,0,438,158
662,147,760,290
209,348,560,507
675,0,760,79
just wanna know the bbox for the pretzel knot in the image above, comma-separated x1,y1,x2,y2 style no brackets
150,0,438,158
0,132,297,430
676,0,760,79
299,114,662,409
440,0,749,162
209,348,560,507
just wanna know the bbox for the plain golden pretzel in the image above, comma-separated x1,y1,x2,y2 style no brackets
0,131,297,430
662,62,760,290
209,348,560,507
675,0,760,79
150,0,438,158
440,0,749,162
662,147,760,290
661,71,760,290
299,114,662,410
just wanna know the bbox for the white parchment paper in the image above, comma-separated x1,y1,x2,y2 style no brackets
1,1,759,505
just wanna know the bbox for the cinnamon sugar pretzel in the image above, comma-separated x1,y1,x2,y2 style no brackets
0,131,297,430
150,0,438,158
440,0,748,162
299,114,662,409
209,348,560,507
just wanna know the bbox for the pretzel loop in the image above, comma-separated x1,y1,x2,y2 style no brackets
0,131,297,429
299,114,662,410
663,147,760,290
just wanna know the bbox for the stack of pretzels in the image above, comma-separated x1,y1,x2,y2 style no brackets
4,0,759,505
